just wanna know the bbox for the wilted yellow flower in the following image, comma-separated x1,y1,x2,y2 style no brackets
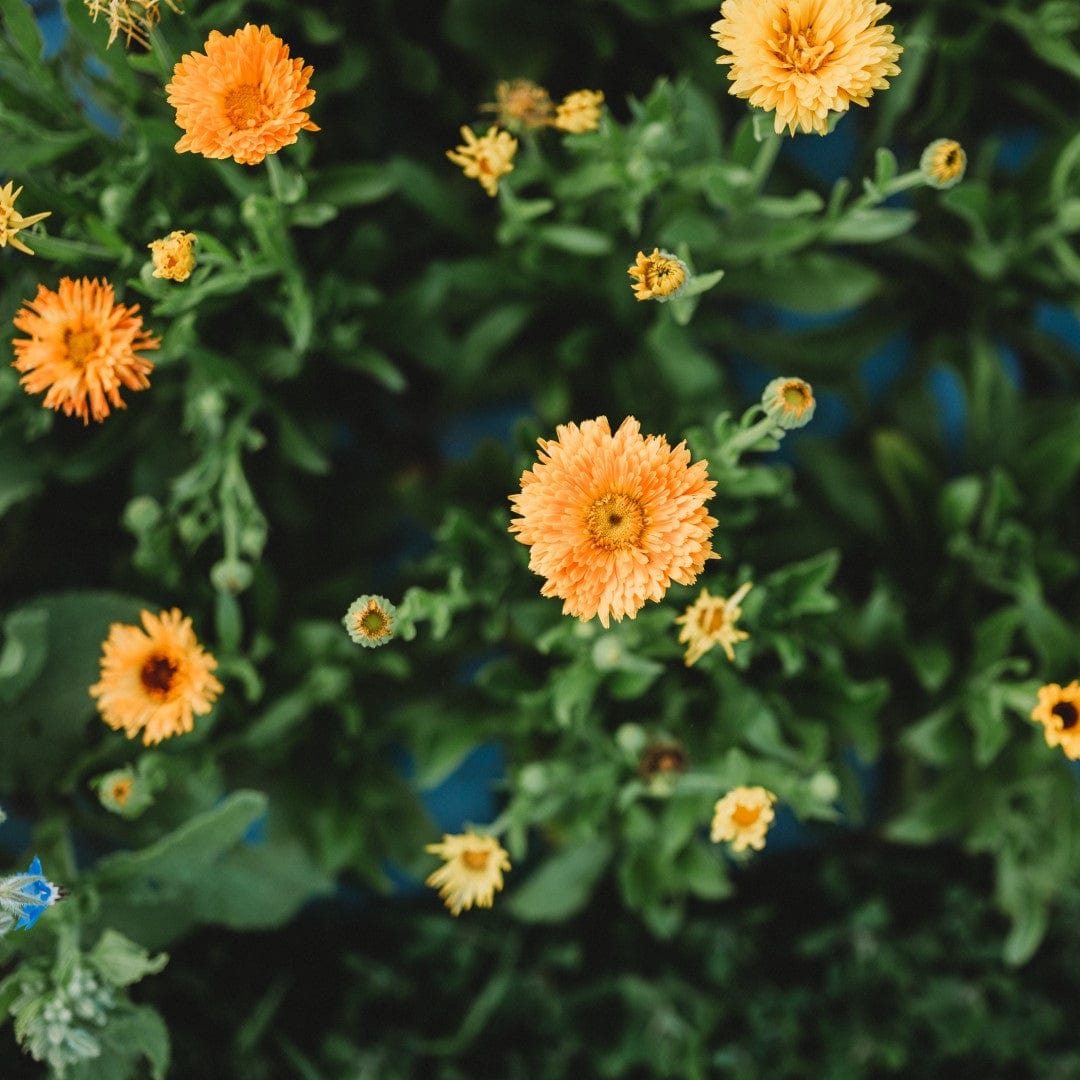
425,833,511,915
446,125,518,197
84,0,183,49
148,230,197,282
484,79,556,130
1031,681,1080,760
554,89,604,133
711,786,778,851
675,581,752,666
627,248,689,302
0,181,51,256
711,0,902,136
342,595,397,648
920,139,967,189
762,376,816,429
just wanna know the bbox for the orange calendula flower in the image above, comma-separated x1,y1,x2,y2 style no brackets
425,833,511,916
484,79,556,130
89,609,223,746
446,125,518,197
675,581,752,666
148,230,197,282
628,248,689,302
85,0,183,49
166,24,319,166
711,0,902,136
711,786,778,851
1031,681,1080,760
0,181,51,256
509,416,719,628
920,138,967,189
12,277,159,424
554,89,604,133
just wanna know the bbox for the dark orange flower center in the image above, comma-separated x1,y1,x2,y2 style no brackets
65,328,100,366
1052,701,1079,730
699,606,728,635
356,606,391,638
110,778,133,805
586,492,646,550
462,848,490,871
731,803,762,828
225,83,268,129
141,653,179,697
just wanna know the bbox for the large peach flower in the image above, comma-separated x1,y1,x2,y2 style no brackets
509,416,719,627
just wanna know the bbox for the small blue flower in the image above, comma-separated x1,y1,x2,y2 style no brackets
0,855,67,933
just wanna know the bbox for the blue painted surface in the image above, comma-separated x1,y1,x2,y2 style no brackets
1034,302,1080,356
926,363,967,466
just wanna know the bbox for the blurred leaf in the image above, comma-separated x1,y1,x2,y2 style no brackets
508,836,613,922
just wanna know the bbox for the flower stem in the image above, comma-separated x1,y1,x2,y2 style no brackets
749,131,783,195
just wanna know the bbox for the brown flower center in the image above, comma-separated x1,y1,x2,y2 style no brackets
65,328,100,366
225,83,267,129
140,653,179,697
1052,701,1079,731
110,778,133,805
776,28,835,74
586,492,646,550
462,848,490,871
731,803,762,828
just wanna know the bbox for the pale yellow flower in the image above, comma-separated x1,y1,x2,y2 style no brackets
0,181,51,256
711,786,777,852
483,79,556,130
446,125,518,197
554,89,604,133
148,230,197,282
84,0,183,49
425,833,511,915
1031,681,1080,760
920,139,966,189
674,582,752,666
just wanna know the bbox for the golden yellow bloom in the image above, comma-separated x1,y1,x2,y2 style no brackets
166,24,319,166
711,786,778,851
425,833,511,916
509,416,719,628
554,89,604,133
1031,681,1080,760
628,248,689,302
762,376,816,429
675,581,752,666
484,79,556,130
0,181,51,256
446,125,518,197
148,230,197,282
84,0,183,49
342,595,397,648
89,609,223,746
12,277,159,424
711,0,902,136
920,138,967,189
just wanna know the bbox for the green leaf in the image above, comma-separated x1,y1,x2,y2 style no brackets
762,550,840,619
507,837,613,922
0,0,44,64
1002,896,1049,968
0,607,48,704
725,252,881,313
825,207,917,244
535,223,613,256
88,930,169,988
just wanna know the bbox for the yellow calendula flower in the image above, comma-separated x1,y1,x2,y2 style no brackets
425,833,511,915
89,608,223,745
920,139,967,189
342,595,397,648
762,376,816,430
84,0,183,49
675,581,752,666
1031,681,1080,759
553,89,604,133
711,0,902,136
627,248,689,302
446,125,518,197
0,181,51,256
484,79,556,130
148,230,197,282
711,786,778,852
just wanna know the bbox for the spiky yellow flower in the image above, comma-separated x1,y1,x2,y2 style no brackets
509,416,719,628
0,181,51,256
628,248,689,302
554,89,604,133
484,79,556,130
1031,681,1080,760
446,125,518,197
675,581,752,666
342,595,397,648
84,0,183,49
12,277,159,424
920,138,967,190
166,24,319,166
761,376,816,429
148,230,197,282
424,833,511,916
711,786,778,851
89,609,223,746
711,0,903,136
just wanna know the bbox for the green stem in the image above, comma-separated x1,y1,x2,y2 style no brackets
147,26,174,76
749,131,783,195
724,415,782,461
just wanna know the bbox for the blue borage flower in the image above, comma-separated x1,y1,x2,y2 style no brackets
0,856,67,933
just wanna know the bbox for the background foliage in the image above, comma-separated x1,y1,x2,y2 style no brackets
1,0,1080,1074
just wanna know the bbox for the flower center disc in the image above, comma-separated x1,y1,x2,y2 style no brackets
360,610,388,635
586,493,646,549
777,29,835,74
65,328,100,366
731,803,761,828
783,384,809,409
225,83,267,129
111,779,133,805
1053,702,1079,730
462,849,490,870
140,653,179,697
702,606,728,634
